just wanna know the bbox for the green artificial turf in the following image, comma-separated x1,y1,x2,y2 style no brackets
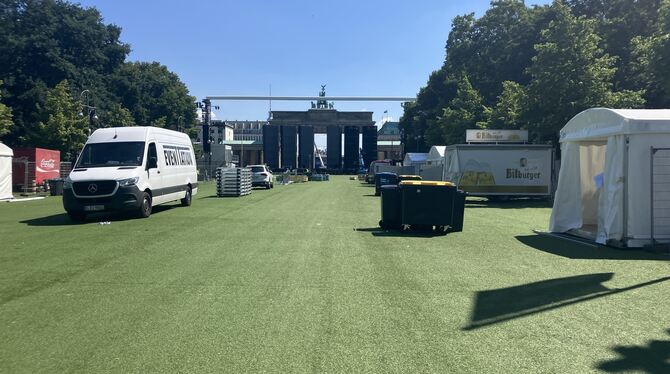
0,176,668,373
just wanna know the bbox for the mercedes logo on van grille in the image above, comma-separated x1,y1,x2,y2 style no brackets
87,183,98,193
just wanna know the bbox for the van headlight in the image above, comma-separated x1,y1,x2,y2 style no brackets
118,177,139,187
63,177,73,189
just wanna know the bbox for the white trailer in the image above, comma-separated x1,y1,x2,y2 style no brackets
443,144,554,198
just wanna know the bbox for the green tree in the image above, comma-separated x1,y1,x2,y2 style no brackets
399,69,456,151
444,1,540,104
432,75,490,145
34,80,88,158
565,0,663,94
488,81,528,130
99,102,135,127
109,62,196,130
0,0,130,145
629,0,670,108
400,1,554,150
524,2,644,143
0,81,12,138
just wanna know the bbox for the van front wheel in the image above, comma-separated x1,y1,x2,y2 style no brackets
139,192,152,218
181,187,192,206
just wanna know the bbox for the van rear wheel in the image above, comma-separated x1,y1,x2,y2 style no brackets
139,192,152,218
181,187,192,206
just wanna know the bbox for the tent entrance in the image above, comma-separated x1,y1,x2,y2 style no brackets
568,141,607,240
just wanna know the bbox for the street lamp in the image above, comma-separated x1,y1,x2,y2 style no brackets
79,89,97,135
177,115,183,132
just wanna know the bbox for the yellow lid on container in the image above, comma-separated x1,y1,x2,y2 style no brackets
399,181,455,187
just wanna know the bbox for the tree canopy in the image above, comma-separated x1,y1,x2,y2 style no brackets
0,81,12,138
0,0,197,153
33,79,88,159
400,0,663,151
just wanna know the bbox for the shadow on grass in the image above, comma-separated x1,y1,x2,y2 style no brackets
464,274,670,330
355,227,447,238
465,198,552,209
596,329,670,373
251,186,275,190
202,195,253,199
363,194,379,197
20,205,178,226
517,234,669,261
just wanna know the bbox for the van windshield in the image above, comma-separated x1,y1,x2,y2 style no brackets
75,142,145,168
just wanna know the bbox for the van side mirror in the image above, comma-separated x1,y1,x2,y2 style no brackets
147,156,158,169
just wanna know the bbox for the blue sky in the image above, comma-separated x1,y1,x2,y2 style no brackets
77,0,552,126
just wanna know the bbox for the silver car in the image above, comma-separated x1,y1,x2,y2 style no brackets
249,165,274,189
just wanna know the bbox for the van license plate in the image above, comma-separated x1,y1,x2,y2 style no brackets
84,205,104,211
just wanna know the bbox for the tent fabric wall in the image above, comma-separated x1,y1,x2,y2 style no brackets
444,148,461,183
549,141,582,232
579,143,606,226
596,135,625,244
0,142,13,200
627,134,670,241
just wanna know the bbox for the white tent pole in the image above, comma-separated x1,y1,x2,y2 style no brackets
623,136,629,242
651,146,655,247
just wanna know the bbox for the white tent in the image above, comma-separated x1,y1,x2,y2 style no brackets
403,152,428,166
549,108,670,247
0,142,13,200
427,146,446,165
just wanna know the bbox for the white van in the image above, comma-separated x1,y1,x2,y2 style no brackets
63,126,198,220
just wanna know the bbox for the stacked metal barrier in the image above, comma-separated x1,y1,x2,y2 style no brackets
216,167,252,197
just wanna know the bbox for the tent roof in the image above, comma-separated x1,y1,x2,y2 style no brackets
0,142,13,157
403,152,427,163
560,108,670,142
427,146,446,160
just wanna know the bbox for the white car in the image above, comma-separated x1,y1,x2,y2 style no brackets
249,165,273,189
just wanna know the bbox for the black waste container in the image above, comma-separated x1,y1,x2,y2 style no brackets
400,181,457,230
375,172,399,196
48,178,64,196
379,185,402,229
399,175,422,182
448,190,466,232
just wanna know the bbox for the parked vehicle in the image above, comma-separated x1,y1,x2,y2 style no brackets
249,164,274,189
63,127,198,220
365,159,392,184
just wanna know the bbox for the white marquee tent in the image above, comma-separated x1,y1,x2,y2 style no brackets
427,146,446,165
549,108,670,247
403,152,428,166
0,142,13,200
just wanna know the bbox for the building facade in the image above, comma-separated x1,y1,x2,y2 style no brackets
376,121,402,160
